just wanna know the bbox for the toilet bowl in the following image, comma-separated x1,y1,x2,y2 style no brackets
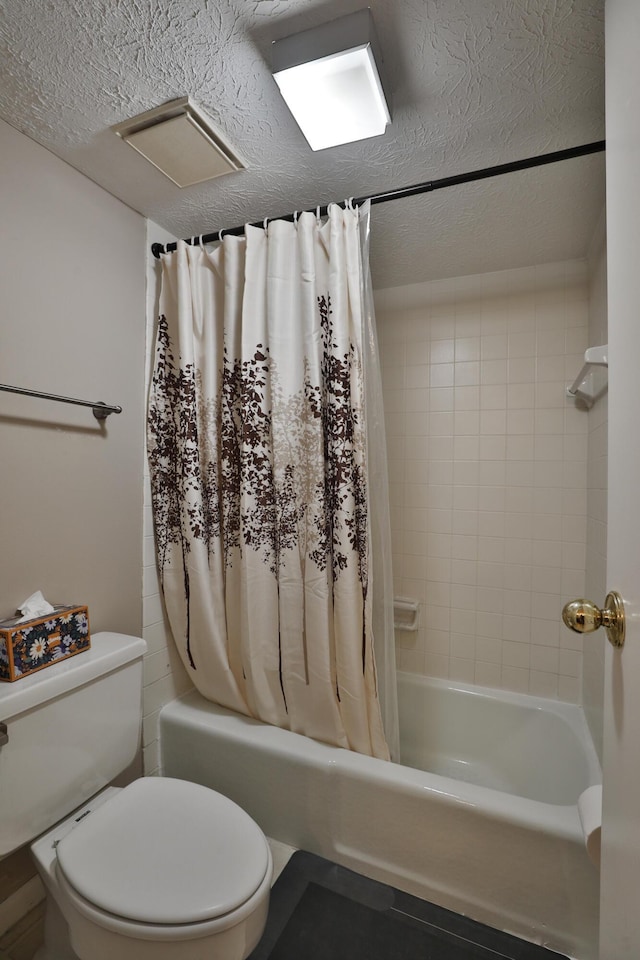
32,777,273,960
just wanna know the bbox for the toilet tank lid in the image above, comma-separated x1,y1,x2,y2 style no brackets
0,632,146,722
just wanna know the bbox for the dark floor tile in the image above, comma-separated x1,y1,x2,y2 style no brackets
249,850,568,960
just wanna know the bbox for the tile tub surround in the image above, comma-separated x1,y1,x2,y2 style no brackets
374,261,591,702
141,247,600,753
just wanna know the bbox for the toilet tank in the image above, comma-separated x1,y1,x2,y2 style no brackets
0,632,146,858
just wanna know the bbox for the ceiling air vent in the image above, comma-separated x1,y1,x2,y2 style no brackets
113,97,246,188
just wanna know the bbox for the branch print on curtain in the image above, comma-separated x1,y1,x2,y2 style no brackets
148,203,390,760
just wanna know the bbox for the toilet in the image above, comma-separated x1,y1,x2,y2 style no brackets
0,632,272,960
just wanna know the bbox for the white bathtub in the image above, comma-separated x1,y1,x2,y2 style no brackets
160,672,601,960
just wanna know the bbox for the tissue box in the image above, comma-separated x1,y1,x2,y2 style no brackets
0,606,90,682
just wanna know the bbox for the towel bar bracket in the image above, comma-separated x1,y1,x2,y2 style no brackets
91,402,120,421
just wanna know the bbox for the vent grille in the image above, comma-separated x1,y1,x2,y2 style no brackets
113,98,246,187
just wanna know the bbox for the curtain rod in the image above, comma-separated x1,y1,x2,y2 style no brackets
151,140,605,259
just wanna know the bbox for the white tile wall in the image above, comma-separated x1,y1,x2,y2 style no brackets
142,224,193,775
375,261,590,702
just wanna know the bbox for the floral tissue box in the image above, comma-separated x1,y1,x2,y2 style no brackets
0,605,90,681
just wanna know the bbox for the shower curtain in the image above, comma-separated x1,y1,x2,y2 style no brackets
148,201,399,760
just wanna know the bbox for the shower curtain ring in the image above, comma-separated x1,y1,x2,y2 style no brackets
263,217,269,233
218,229,225,242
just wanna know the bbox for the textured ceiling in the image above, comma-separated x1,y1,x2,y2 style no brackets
0,0,605,288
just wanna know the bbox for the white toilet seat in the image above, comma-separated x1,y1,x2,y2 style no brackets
56,854,273,942
55,777,272,938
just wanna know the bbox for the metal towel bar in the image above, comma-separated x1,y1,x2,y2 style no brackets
0,383,122,420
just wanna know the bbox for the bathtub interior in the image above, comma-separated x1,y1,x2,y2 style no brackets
397,672,601,804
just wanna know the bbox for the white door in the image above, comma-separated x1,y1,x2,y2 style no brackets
600,1,640,957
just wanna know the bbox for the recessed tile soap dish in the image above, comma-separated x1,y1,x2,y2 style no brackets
393,598,420,632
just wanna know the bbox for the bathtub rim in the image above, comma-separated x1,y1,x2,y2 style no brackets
159,677,600,843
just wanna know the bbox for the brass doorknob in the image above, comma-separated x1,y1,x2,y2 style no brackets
562,592,625,648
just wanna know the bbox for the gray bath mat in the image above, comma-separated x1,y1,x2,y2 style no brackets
248,851,568,960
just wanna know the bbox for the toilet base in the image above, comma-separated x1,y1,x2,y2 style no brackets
33,895,79,960
68,904,269,960
35,883,269,960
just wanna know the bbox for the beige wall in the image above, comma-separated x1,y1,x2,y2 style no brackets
0,119,146,956
375,261,590,702
0,118,146,632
